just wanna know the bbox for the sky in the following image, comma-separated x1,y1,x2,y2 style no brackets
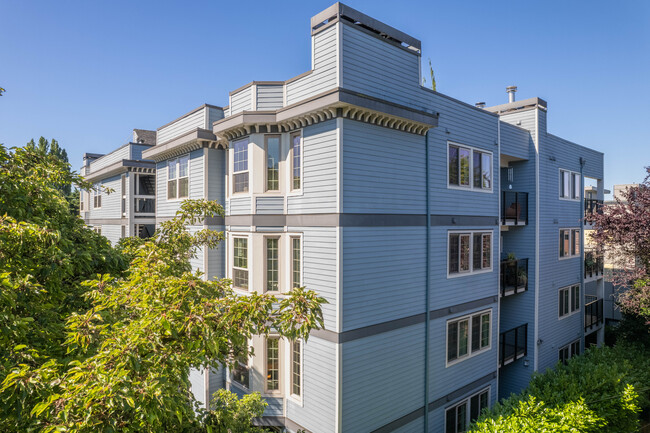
1,0,649,192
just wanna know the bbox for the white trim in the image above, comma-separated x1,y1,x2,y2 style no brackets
263,335,282,396
446,141,494,193
445,309,492,367
495,117,501,398
288,338,304,406
446,229,494,278
534,107,540,372
230,232,251,291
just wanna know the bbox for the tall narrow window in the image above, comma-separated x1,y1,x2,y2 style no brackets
233,237,248,289
80,192,84,212
572,173,581,199
93,185,102,208
561,170,571,198
266,238,279,292
167,159,177,200
265,136,280,191
449,145,459,185
291,133,301,190
291,340,301,397
232,358,249,389
571,284,580,312
178,155,189,198
292,237,301,288
233,138,249,193
266,337,279,391
459,148,470,186
573,229,580,256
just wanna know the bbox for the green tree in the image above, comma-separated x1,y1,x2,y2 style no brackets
0,87,5,96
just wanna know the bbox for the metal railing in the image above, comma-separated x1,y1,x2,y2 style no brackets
584,249,604,279
502,191,528,225
500,258,529,297
499,323,528,368
134,197,155,215
584,199,603,220
584,298,603,332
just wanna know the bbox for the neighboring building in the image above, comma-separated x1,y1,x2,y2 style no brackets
80,129,157,244
85,4,605,432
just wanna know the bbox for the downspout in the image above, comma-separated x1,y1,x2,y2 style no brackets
579,158,585,347
424,130,431,432
496,118,501,398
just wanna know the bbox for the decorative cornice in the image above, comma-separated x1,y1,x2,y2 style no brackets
143,128,222,162
82,160,156,183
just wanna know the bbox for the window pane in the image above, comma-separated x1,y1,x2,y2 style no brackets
234,172,249,193
460,234,470,272
459,148,470,186
233,269,248,289
572,285,580,312
458,320,468,357
457,402,467,432
266,137,280,191
562,171,571,198
168,179,177,199
292,340,301,396
447,322,458,361
482,153,492,189
232,362,249,388
449,146,459,185
482,234,491,269
234,238,248,268
168,160,177,180
449,234,459,273
481,314,490,348
479,391,488,413
473,233,482,271
233,139,248,173
266,238,279,291
178,177,189,198
267,338,279,390
292,134,301,190
573,230,580,256
470,395,480,422
471,314,480,352
473,150,482,188
179,155,189,178
559,289,565,316
292,238,301,288
573,173,581,199
446,408,456,433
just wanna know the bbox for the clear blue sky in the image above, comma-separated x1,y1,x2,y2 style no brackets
1,0,648,191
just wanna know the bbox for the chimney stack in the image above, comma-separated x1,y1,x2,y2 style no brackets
475,102,486,109
506,86,517,103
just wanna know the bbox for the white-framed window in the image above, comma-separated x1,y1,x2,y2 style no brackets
233,138,249,193
232,237,248,290
448,231,492,276
79,191,84,212
559,284,580,318
265,237,279,292
291,237,302,288
265,337,280,393
445,387,490,433
559,228,580,258
291,132,302,191
167,155,189,200
559,339,580,364
448,143,492,191
291,339,302,398
265,135,281,191
92,226,102,235
447,310,491,365
93,185,102,208
560,169,581,200
231,357,250,389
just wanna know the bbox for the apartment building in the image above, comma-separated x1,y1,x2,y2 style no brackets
80,129,157,244
82,3,605,432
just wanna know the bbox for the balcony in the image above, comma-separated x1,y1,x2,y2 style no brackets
584,249,604,279
500,258,528,297
584,198,603,220
584,297,603,332
499,323,528,367
501,191,528,226
134,197,155,216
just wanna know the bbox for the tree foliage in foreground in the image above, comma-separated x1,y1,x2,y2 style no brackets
0,144,326,432
470,343,650,432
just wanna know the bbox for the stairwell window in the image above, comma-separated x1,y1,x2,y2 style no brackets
445,388,490,433
233,237,248,290
560,169,581,200
167,155,189,200
559,228,580,258
291,132,302,190
448,143,492,191
265,135,280,191
233,138,249,193
559,284,580,318
447,310,491,365
449,231,492,276
559,339,580,364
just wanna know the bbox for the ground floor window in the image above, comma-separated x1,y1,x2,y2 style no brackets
445,388,490,433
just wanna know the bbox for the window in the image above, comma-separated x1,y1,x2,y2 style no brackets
121,174,126,216
449,231,492,275
233,237,248,290
93,226,102,235
559,228,580,258
233,138,249,193
447,311,491,364
232,359,249,389
559,284,580,318
265,237,279,292
266,337,279,392
93,185,101,208
560,169,581,199
445,388,489,433
291,339,301,397
79,193,84,212
292,237,301,288
167,156,189,200
265,136,280,191
291,132,302,190
448,143,492,191
559,339,580,364
121,225,126,238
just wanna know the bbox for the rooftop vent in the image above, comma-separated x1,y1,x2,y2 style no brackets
475,102,486,109
506,86,517,103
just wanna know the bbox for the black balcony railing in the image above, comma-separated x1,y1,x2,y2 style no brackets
499,323,528,368
500,258,529,297
502,191,528,225
134,197,155,214
584,249,604,279
585,298,603,332
584,199,603,220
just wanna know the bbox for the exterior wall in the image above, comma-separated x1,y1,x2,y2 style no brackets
87,146,130,173
500,122,531,159
230,88,252,115
88,174,122,220
157,107,216,144
256,85,283,110
156,148,205,219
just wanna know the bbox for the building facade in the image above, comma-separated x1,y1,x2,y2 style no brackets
84,4,605,432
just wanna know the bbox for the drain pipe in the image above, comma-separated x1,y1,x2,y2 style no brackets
579,158,586,346
424,130,431,432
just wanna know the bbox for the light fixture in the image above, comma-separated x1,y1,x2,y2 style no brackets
523,358,530,367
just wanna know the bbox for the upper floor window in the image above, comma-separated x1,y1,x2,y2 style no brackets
449,231,492,276
559,284,580,318
447,310,491,364
167,155,189,200
233,237,248,290
559,228,580,258
93,185,102,208
559,339,580,364
233,138,249,193
291,339,302,398
291,132,302,190
266,337,280,392
265,237,279,292
560,169,581,200
292,237,301,288
445,388,490,433
265,136,280,191
448,143,492,191
80,193,84,212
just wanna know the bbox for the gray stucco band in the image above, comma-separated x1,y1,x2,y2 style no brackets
311,295,497,343
370,372,496,432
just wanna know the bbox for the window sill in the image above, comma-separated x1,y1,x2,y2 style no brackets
559,309,580,320
447,185,494,194
559,197,580,202
558,255,580,260
446,346,492,368
447,268,493,279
